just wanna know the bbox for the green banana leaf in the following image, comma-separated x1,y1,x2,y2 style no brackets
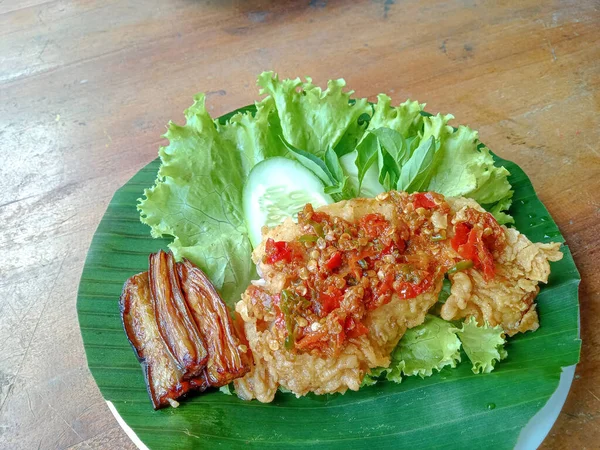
77,105,580,450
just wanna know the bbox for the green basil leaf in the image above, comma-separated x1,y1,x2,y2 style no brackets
397,136,436,192
280,135,334,185
355,132,380,195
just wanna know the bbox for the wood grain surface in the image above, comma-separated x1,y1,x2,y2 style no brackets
0,0,598,449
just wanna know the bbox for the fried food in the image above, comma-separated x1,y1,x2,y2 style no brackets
234,191,562,402
121,253,250,409
235,192,456,401
178,259,252,386
440,198,563,335
149,251,208,378
120,272,207,409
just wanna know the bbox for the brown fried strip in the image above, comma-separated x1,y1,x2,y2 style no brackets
178,259,252,387
120,272,207,409
148,251,208,378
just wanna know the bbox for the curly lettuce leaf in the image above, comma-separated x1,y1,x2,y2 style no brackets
257,72,370,158
396,315,462,378
366,315,462,384
422,115,514,223
138,94,283,306
368,94,425,137
348,96,513,222
138,72,516,308
257,73,513,221
217,96,286,174
457,317,508,374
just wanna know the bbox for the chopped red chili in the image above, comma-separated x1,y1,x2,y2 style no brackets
318,286,343,316
359,213,390,239
451,209,502,281
252,192,485,357
412,192,437,209
345,317,369,338
394,276,432,299
325,251,343,271
264,238,301,264
451,222,472,251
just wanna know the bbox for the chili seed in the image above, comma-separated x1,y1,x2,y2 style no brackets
296,285,308,296
317,238,327,250
299,267,309,280
296,317,308,327
334,277,346,289
330,321,342,334
310,250,320,260
307,260,318,272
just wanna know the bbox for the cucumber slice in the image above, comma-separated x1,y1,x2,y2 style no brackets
243,157,334,248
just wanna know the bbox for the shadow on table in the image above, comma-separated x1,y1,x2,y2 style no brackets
182,0,332,17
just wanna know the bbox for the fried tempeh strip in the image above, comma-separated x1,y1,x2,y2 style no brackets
120,272,207,409
149,250,208,378
178,259,252,387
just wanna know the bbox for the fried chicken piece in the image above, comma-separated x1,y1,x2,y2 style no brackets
440,199,563,335
235,193,449,402
235,192,563,402
234,286,439,402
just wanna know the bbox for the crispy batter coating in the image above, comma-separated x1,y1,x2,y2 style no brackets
235,193,446,401
440,198,563,335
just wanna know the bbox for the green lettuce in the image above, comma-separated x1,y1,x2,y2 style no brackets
397,315,462,378
457,317,508,374
424,115,513,223
368,94,425,137
364,110,513,223
257,72,370,158
365,314,509,385
263,83,514,222
138,71,516,308
365,315,462,385
138,94,284,306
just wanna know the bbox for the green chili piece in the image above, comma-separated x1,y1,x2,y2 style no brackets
281,289,299,350
298,234,319,243
431,230,447,242
309,220,324,238
284,333,295,350
447,260,474,275
399,264,414,274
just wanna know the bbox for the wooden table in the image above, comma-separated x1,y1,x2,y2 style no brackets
1,0,598,448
